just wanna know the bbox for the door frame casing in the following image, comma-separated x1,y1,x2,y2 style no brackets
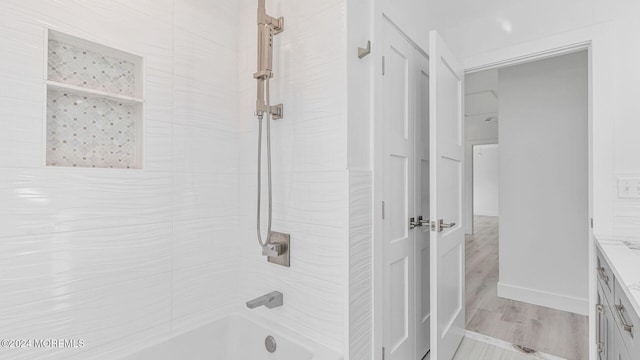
463,23,614,359
464,139,498,234
373,22,611,360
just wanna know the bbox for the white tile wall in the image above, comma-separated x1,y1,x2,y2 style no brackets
237,0,348,354
0,1,239,359
2,0,357,358
348,171,373,360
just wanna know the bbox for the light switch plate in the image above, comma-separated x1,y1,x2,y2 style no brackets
617,178,640,199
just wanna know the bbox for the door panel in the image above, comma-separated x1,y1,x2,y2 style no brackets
389,155,408,242
438,158,462,224
429,30,465,360
439,244,463,332
390,258,409,348
382,23,415,360
388,46,410,144
437,60,463,148
415,65,431,358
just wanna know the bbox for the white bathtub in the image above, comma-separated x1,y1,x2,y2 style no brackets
121,314,343,360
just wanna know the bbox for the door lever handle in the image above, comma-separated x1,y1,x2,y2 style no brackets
409,217,421,230
418,216,430,226
438,219,456,232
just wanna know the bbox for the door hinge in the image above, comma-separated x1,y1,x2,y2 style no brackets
382,347,385,360
382,201,385,219
591,218,594,228
382,56,385,75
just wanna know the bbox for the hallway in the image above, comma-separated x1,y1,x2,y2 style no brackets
465,216,588,359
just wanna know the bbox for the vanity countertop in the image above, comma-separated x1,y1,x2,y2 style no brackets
596,236,640,316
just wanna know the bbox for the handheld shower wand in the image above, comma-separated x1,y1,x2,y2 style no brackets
255,1,284,256
255,0,283,119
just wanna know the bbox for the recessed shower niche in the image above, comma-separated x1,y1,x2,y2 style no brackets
46,30,144,169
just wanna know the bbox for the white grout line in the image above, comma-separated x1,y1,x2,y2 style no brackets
464,330,568,360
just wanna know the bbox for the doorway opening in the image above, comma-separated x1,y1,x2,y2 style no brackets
462,51,589,359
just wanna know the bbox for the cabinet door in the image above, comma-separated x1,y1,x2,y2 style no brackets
597,247,615,304
598,285,612,360
614,326,633,360
614,281,640,358
604,296,616,360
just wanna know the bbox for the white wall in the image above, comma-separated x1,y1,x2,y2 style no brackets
0,1,239,359
378,0,442,52
473,145,500,217
464,70,499,233
237,0,348,354
2,0,353,358
497,52,589,314
439,0,640,238
346,1,375,359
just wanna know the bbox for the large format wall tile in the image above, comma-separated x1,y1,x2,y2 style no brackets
0,1,241,359
0,224,172,360
173,217,239,270
236,0,348,353
0,0,353,358
172,125,238,174
172,172,239,221
348,171,373,360
238,257,345,352
0,169,172,238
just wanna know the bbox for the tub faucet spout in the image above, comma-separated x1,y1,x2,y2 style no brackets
246,291,283,309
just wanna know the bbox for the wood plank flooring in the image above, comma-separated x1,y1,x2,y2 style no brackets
453,336,560,360
464,216,588,360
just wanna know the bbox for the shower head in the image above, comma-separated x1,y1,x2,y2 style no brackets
254,0,284,118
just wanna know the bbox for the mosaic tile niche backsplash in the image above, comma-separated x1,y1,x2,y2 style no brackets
46,32,142,169
48,38,137,97
46,89,137,168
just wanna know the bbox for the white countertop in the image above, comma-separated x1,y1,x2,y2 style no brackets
595,235,640,316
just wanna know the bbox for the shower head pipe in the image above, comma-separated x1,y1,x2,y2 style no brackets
257,1,284,34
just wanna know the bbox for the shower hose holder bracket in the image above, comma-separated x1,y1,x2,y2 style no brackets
269,104,283,119
256,102,284,120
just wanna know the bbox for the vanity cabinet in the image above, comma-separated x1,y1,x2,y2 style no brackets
597,249,615,304
596,247,639,360
614,331,633,360
614,280,639,357
597,285,615,360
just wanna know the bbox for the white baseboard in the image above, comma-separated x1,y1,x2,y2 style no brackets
473,210,499,217
497,282,589,316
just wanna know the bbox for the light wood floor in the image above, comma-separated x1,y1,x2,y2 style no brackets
453,336,557,360
464,216,588,360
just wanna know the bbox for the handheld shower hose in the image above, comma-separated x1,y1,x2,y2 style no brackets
254,1,283,257
256,78,272,248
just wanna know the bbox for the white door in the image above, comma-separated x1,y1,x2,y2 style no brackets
414,56,431,359
382,23,416,360
429,30,465,360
